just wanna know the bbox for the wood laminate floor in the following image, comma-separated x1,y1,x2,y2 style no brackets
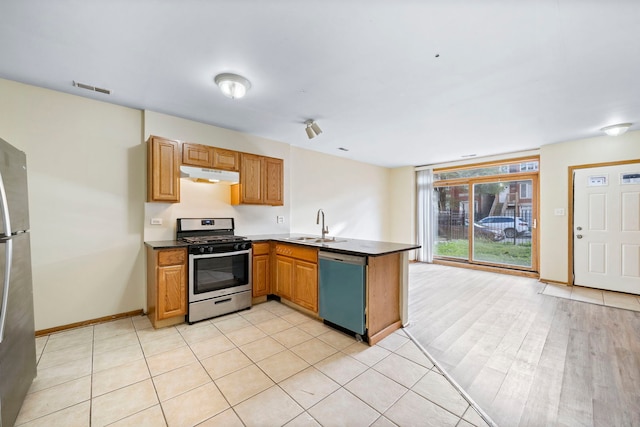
406,263,640,427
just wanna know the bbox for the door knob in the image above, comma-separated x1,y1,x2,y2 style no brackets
576,234,583,239
576,226,582,231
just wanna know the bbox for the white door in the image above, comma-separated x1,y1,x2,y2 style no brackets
573,164,640,294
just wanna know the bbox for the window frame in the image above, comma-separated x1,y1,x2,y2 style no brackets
432,156,540,272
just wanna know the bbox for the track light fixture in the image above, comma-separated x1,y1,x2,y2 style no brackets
305,120,323,139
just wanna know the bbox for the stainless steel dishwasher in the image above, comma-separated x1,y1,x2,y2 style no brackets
318,251,366,337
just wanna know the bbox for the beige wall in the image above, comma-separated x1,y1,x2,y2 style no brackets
142,114,396,242
539,130,640,283
0,79,400,330
9,74,635,329
389,167,416,243
289,147,392,240
0,78,145,330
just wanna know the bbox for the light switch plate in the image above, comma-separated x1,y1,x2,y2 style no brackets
554,208,565,216
150,218,163,225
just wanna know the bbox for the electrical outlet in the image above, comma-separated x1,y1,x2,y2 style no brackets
277,216,284,224
150,218,163,225
554,208,565,216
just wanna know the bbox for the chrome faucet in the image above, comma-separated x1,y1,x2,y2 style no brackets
316,209,329,239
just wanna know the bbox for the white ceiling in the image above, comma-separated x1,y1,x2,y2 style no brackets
1,0,639,168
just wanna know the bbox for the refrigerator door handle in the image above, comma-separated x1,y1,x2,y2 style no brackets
0,170,12,344
0,239,12,344
0,170,12,237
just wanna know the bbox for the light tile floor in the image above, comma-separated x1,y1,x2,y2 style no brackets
17,300,490,427
542,283,640,312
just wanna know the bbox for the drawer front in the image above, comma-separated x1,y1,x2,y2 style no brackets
252,242,271,256
158,249,186,266
275,243,318,263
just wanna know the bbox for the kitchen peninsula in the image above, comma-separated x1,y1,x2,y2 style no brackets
247,235,420,346
145,233,418,346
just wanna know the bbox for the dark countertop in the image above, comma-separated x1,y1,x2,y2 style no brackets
246,234,420,257
145,234,420,256
144,240,189,250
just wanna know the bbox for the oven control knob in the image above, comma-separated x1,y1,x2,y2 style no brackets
199,247,205,254
208,247,214,253
235,242,249,251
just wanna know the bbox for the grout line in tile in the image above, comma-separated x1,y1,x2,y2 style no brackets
89,324,94,407
133,320,171,427
368,353,472,421
25,302,489,427
403,329,498,427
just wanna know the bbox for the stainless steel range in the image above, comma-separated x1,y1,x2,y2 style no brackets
177,218,252,323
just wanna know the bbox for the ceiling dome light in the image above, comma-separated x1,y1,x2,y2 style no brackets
214,73,251,99
600,123,632,136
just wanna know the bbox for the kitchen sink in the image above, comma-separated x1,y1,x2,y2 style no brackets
285,236,347,244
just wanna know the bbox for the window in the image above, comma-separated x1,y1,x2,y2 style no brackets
434,160,539,181
422,157,539,271
520,162,538,172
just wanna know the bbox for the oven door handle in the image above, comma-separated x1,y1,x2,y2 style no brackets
190,249,251,259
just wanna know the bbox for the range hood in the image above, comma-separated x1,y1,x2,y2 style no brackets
179,165,240,184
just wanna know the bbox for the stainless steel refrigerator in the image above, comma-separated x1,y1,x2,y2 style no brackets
0,138,36,427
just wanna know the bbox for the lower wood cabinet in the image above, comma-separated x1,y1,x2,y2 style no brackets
251,240,406,346
292,259,318,312
252,242,271,297
146,246,187,328
274,243,318,313
275,255,294,300
366,252,401,346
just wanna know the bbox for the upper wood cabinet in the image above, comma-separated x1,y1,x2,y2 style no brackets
182,142,240,171
147,136,180,203
231,153,283,206
182,142,214,168
263,156,284,206
147,135,281,205
238,153,264,204
212,148,239,171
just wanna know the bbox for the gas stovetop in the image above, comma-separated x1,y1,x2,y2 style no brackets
180,235,247,245
176,217,251,254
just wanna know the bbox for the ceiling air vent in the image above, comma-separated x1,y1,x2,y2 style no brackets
72,81,111,95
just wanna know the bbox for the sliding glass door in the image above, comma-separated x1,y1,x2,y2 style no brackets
429,158,538,272
434,185,469,260
471,179,534,268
